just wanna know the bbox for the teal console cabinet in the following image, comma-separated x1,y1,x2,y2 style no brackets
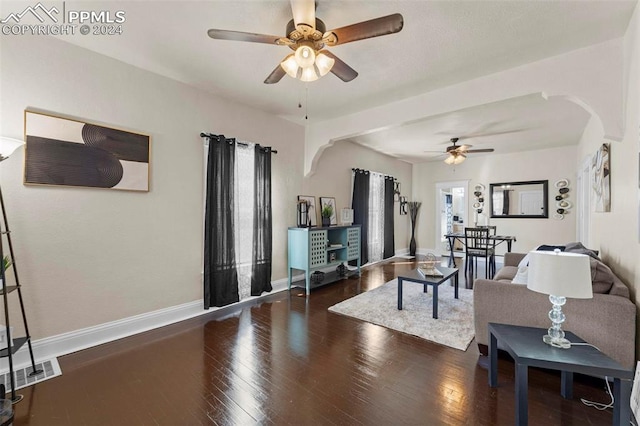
287,225,361,294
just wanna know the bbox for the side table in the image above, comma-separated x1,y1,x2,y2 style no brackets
488,323,633,426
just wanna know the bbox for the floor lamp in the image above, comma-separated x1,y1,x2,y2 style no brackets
0,137,42,403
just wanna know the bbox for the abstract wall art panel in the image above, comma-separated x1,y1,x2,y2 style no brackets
24,111,150,191
591,142,610,212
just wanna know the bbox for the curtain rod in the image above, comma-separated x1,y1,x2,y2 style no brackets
200,132,278,154
352,168,395,179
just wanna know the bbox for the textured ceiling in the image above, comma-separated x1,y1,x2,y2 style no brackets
4,0,633,161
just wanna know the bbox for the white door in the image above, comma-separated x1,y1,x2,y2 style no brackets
434,180,469,252
519,191,543,215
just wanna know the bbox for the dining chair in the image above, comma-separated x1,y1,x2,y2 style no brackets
478,225,497,274
464,227,495,279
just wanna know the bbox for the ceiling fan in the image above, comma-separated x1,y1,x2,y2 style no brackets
207,0,404,84
441,137,495,165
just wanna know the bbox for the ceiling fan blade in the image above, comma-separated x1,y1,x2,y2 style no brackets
323,13,404,46
207,29,282,45
264,65,286,84
322,51,358,82
290,0,316,31
465,149,495,153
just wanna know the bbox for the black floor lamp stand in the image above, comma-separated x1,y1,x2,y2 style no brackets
0,185,42,403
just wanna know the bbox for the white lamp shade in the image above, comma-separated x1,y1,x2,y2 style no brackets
527,250,593,299
0,137,25,161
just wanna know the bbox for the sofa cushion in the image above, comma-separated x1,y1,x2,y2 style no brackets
496,251,619,295
590,257,616,294
493,265,518,282
511,266,529,285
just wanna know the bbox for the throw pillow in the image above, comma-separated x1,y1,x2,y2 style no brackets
511,266,528,285
536,244,566,252
518,245,566,267
564,242,600,260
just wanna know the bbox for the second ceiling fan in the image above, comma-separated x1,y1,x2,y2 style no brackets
207,0,404,84
442,138,495,165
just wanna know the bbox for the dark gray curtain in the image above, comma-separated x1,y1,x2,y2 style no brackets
251,145,273,296
351,170,370,265
383,177,395,259
203,135,239,308
502,190,510,215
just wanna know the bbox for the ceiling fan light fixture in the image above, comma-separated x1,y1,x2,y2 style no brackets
299,65,319,82
294,44,316,68
280,54,300,78
454,155,466,165
444,153,466,165
315,50,335,76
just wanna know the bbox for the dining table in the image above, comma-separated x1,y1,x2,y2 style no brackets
443,232,517,267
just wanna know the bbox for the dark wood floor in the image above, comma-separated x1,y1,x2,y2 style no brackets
11,258,614,425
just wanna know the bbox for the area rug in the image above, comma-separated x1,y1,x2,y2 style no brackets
328,279,475,351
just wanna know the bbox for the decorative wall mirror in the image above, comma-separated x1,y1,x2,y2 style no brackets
489,180,549,218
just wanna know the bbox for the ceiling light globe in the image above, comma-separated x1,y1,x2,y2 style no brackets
280,54,299,78
315,51,335,77
295,45,316,68
299,66,319,82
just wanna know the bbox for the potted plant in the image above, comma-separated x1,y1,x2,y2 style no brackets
321,203,334,227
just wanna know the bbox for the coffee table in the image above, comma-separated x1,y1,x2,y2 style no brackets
397,265,459,319
488,323,633,426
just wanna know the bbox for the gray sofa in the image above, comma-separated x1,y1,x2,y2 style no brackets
473,252,636,368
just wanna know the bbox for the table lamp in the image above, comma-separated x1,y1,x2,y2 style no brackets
527,249,592,349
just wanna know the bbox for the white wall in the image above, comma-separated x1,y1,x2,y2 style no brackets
412,145,578,256
577,0,640,355
303,141,412,253
0,36,304,339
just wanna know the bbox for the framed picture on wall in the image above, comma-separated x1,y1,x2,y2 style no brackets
591,143,610,212
297,195,317,227
24,110,150,191
319,196,337,225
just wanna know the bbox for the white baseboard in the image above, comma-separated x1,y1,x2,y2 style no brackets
0,277,290,373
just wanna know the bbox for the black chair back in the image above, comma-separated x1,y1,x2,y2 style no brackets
478,225,497,236
464,227,491,253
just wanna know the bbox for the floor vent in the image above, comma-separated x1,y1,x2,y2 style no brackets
0,359,61,391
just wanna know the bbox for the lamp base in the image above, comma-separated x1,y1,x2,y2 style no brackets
542,334,571,349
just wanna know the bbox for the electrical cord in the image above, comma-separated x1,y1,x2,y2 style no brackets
569,342,601,351
580,376,614,411
565,342,615,411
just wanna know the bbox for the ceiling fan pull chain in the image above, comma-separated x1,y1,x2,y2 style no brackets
305,84,309,120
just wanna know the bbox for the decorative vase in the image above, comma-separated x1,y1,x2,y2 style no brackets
409,229,416,256
407,201,421,257
322,217,330,227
